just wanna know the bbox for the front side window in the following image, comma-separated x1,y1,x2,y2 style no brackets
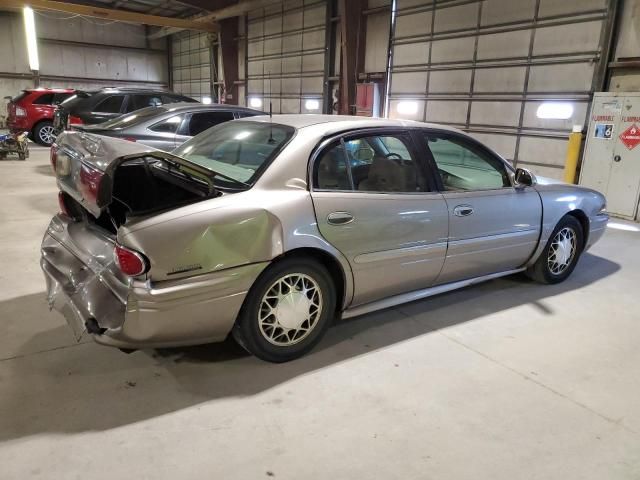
314,134,426,193
94,95,125,113
425,133,511,191
53,92,73,104
173,121,294,186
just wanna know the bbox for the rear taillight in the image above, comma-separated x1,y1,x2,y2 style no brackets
15,106,27,117
58,191,69,216
114,244,149,277
68,115,83,126
79,162,104,203
50,145,58,171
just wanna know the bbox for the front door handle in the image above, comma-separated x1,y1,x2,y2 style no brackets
453,205,474,217
327,211,354,225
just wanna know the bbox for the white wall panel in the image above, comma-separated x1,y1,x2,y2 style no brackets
247,0,327,113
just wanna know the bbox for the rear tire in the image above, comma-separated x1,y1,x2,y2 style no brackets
33,121,56,146
232,257,336,362
526,215,584,284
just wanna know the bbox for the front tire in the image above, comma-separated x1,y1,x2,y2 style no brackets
233,257,336,362
33,121,56,146
526,215,584,284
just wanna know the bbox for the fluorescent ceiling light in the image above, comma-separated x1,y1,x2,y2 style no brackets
202,96,212,105
536,102,573,120
249,97,262,108
305,99,320,111
23,7,39,71
397,101,418,115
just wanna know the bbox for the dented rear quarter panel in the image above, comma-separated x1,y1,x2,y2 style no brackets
117,130,356,308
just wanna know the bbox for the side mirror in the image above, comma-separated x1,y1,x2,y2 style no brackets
515,167,536,187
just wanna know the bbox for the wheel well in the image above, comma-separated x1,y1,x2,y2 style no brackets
278,248,347,314
567,210,589,250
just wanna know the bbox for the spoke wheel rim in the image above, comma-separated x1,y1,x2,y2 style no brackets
258,273,323,347
39,126,55,144
548,227,577,275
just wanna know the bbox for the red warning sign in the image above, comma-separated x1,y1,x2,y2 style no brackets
619,123,640,150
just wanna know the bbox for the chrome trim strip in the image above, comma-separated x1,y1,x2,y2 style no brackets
354,241,447,264
342,268,525,319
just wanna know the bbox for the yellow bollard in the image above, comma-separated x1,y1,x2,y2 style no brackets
563,126,583,184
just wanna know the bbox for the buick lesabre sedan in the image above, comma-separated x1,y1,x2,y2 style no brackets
42,115,608,362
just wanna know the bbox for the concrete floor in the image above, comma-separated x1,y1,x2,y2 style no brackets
1,147,639,480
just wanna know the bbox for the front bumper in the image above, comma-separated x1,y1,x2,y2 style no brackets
586,213,609,250
41,215,268,348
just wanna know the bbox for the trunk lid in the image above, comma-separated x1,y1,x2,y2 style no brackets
53,131,215,218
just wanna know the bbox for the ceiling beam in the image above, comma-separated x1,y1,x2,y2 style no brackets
0,0,218,32
149,0,282,39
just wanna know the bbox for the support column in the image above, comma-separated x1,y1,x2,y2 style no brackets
338,0,366,115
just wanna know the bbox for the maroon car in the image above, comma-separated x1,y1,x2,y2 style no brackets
7,88,75,146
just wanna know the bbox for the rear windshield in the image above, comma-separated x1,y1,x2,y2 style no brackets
98,106,168,129
11,91,29,103
173,121,295,185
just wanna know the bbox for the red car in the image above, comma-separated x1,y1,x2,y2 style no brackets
7,88,75,146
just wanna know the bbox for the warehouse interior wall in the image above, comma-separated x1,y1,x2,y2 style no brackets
0,10,168,126
609,0,640,92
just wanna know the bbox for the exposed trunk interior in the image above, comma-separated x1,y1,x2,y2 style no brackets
68,159,215,234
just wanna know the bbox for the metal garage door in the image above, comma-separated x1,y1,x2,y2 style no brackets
171,31,213,103
246,0,328,113
387,0,614,179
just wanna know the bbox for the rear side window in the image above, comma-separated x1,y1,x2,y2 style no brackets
187,111,235,136
53,92,73,104
94,95,125,113
127,94,163,112
149,115,183,133
313,134,426,193
32,93,55,105
315,143,351,190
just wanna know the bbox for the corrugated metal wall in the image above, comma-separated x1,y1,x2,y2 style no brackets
387,0,612,179
246,0,328,113
0,11,168,126
171,30,213,103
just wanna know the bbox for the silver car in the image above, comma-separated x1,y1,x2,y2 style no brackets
42,115,608,362
74,103,262,151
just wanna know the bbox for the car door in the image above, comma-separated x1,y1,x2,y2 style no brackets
175,110,236,144
420,130,542,284
310,129,449,307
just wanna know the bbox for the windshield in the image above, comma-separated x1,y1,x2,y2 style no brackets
98,106,168,129
173,121,295,185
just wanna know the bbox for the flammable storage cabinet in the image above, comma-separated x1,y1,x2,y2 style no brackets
580,92,640,220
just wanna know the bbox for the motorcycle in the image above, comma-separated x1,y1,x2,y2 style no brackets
0,131,29,160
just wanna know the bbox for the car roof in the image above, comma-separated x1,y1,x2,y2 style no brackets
241,114,463,135
161,102,261,113
24,88,74,93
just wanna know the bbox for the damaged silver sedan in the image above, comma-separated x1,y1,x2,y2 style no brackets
41,115,608,362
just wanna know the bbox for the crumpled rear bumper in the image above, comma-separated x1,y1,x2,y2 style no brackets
41,215,268,348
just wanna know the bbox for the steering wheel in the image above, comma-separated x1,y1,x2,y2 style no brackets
384,152,403,160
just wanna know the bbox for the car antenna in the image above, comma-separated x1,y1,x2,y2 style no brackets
268,71,275,144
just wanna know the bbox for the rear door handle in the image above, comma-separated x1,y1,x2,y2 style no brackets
453,205,474,217
327,211,354,225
